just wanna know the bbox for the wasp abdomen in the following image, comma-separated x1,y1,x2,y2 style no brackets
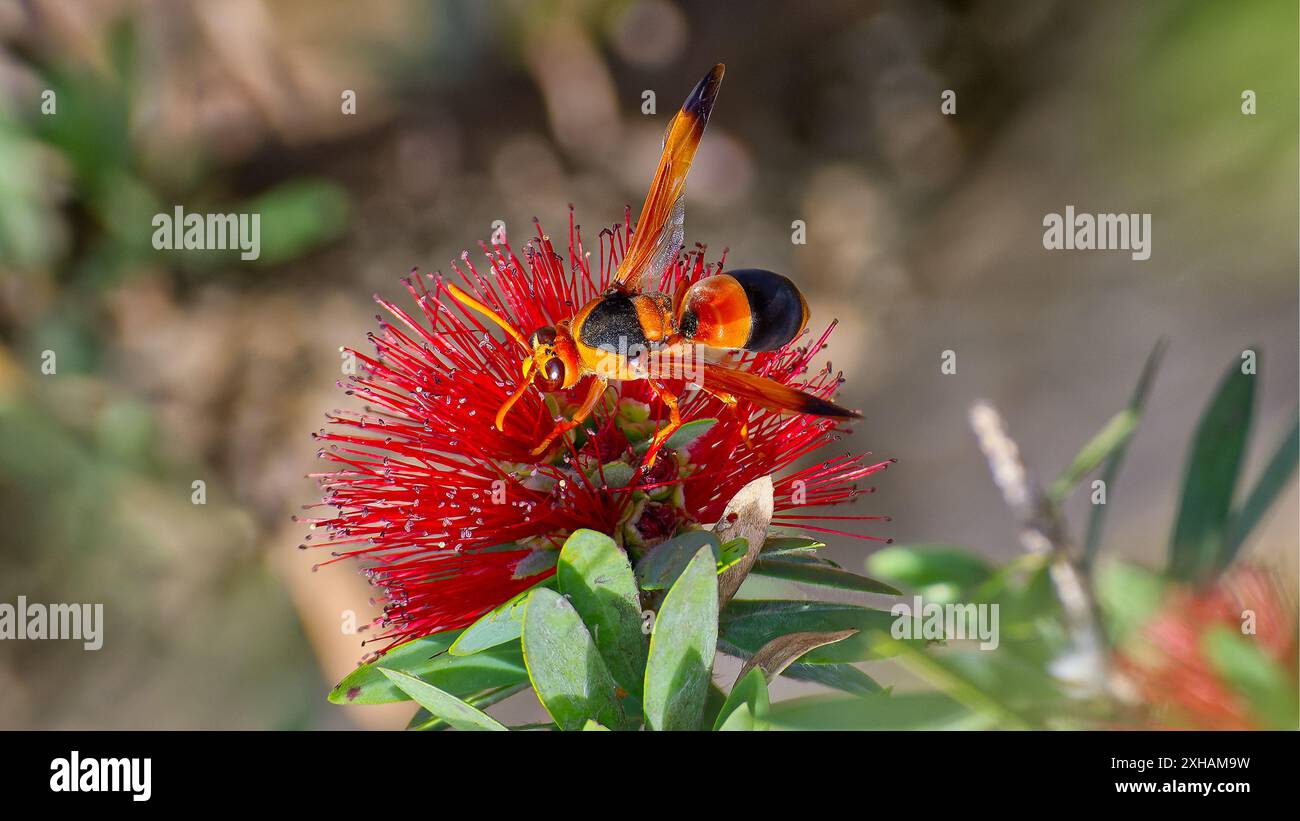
677,269,809,352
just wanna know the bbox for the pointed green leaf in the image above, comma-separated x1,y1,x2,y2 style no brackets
379,669,508,731
702,682,728,729
522,587,626,730
751,557,900,594
1084,339,1165,565
449,578,554,656
714,668,770,730
330,631,456,703
719,599,913,664
782,662,883,695
328,631,526,705
761,536,827,553
633,418,717,454
643,546,719,730
1169,354,1256,582
634,530,719,590
666,418,717,449
582,720,610,731
556,529,648,698
1048,409,1140,502
1225,409,1299,561
407,682,529,730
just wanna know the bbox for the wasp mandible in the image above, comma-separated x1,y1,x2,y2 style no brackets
448,64,860,470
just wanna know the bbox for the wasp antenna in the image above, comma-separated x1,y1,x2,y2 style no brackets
682,63,725,127
496,357,535,431
443,281,530,351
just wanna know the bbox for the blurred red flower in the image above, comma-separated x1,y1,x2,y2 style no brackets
1115,568,1298,729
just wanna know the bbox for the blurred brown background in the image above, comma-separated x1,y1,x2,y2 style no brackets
0,0,1295,729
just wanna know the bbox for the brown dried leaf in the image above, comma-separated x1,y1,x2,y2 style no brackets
715,475,774,604
735,629,860,687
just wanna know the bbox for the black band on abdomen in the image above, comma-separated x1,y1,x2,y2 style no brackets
731,268,806,352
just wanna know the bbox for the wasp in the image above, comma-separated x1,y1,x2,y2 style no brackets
448,63,859,469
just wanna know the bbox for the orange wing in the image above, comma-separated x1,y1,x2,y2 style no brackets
612,63,725,292
701,361,861,419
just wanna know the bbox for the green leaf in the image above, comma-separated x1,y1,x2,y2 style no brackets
718,600,909,664
331,631,457,702
633,418,717,454
1202,626,1299,729
328,632,527,705
242,178,350,266
1094,561,1167,646
782,662,883,695
714,668,770,731
643,546,719,731
596,461,635,489
634,530,719,590
761,536,826,554
866,544,993,594
512,548,558,579
521,588,626,730
408,682,529,730
379,669,508,731
751,557,900,594
582,720,610,731
666,418,717,449
702,682,728,729
1048,409,1140,502
768,692,981,730
556,529,648,698
717,537,750,571
1168,354,1256,582
1083,339,1165,566
1224,409,1299,561
449,578,555,656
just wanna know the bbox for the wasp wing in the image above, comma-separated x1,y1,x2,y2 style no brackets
612,63,724,293
700,361,861,419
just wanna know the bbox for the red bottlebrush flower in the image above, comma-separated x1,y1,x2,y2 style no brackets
1114,568,1299,729
301,209,892,654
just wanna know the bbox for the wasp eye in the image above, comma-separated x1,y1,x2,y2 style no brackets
530,326,557,347
544,358,565,386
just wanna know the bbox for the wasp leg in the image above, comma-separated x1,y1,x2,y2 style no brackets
642,379,682,471
531,375,609,457
699,386,750,447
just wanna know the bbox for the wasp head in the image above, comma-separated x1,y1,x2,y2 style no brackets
492,324,581,432
527,325,580,391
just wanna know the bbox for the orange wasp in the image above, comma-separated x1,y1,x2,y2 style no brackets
447,63,860,469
